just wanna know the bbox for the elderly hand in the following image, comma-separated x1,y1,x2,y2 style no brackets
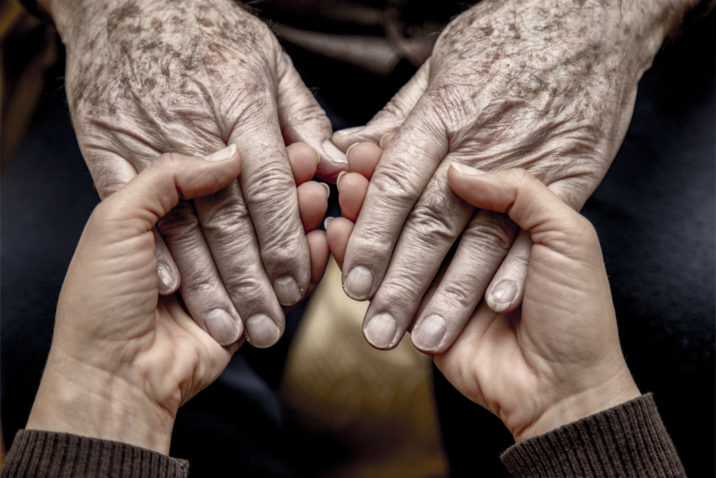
25,147,328,454
331,0,694,353
42,0,344,348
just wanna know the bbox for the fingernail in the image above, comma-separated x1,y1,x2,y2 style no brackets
344,266,373,300
337,171,347,188
157,263,173,291
320,182,331,198
490,280,517,306
274,276,302,306
345,142,359,161
206,144,237,162
379,132,394,149
364,313,398,348
205,309,241,346
412,314,446,351
246,314,281,347
324,216,335,229
451,162,484,177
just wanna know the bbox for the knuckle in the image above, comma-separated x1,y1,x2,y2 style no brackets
378,273,425,308
157,202,201,242
463,212,516,254
242,165,295,204
200,201,251,241
438,280,478,310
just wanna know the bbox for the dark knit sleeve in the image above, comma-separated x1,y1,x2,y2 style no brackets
1,430,189,478
500,394,685,477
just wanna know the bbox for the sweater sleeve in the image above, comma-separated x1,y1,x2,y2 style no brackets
1,429,189,478
500,394,685,477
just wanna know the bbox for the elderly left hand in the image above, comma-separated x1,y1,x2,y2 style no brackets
331,0,692,353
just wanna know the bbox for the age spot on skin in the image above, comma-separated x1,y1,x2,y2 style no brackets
106,2,141,34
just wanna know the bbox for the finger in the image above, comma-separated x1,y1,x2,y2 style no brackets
82,147,183,294
337,172,369,221
447,164,590,247
102,146,241,233
307,229,329,285
332,60,431,151
346,141,382,179
277,52,347,182
484,229,531,313
297,181,330,231
410,210,517,353
341,98,450,302
325,217,354,269
286,142,319,185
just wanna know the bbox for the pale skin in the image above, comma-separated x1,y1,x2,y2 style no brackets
332,0,701,353
26,144,329,454
39,0,345,348
328,156,641,442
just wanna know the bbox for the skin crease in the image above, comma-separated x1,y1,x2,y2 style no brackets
329,162,641,442
26,148,329,454
332,0,700,354
39,0,344,349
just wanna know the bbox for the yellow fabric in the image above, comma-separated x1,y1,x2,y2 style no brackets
279,259,448,477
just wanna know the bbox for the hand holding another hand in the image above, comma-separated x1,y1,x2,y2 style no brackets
26,145,329,454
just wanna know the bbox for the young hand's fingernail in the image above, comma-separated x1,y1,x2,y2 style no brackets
205,309,241,346
246,314,281,348
343,266,373,300
324,216,335,229
488,280,518,311
274,276,302,306
364,313,398,348
320,182,331,198
337,171,347,188
412,314,447,351
206,144,237,162
450,162,485,177
156,263,175,293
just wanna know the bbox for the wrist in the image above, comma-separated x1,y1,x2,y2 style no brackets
514,367,640,442
26,350,175,454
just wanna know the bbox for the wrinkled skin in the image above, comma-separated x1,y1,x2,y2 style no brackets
49,0,344,348
332,0,687,352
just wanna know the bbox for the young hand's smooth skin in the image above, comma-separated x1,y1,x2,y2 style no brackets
332,0,699,353
330,162,640,440
26,147,328,454
40,0,344,348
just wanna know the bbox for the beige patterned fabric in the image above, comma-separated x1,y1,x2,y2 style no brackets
279,259,448,477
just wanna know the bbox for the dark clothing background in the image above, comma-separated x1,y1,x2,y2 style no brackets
2,11,714,478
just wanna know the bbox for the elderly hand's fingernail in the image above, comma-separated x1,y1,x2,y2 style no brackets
206,144,237,162
379,132,395,149
246,314,281,347
412,314,446,351
336,171,347,189
488,280,518,311
344,266,373,300
450,162,485,177
364,313,398,348
274,276,302,306
205,309,241,346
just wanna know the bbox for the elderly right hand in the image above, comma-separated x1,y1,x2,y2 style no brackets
41,0,345,347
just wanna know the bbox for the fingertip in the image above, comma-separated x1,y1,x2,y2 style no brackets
337,172,370,221
297,181,329,231
347,142,382,179
287,142,319,184
307,229,329,284
332,126,364,151
326,217,354,269
485,279,521,313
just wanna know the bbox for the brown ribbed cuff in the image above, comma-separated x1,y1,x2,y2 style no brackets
1,430,189,478
500,394,685,477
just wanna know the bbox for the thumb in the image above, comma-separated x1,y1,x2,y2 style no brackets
447,164,593,250
332,59,430,151
98,146,241,235
276,53,347,182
